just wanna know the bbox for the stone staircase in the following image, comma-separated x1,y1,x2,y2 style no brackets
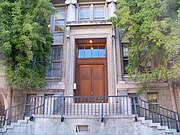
138,117,180,135
0,117,34,135
0,116,180,135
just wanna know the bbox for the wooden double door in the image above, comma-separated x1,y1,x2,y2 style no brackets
76,60,108,99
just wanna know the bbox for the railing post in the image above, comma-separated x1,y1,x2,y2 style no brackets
160,115,163,126
101,97,104,122
174,113,179,132
133,96,137,121
33,97,36,114
29,97,35,121
61,97,65,122
7,106,12,125
3,110,7,126
152,104,154,122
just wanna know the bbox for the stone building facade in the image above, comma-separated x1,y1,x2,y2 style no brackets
0,0,180,113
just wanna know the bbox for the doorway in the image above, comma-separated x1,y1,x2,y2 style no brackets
75,40,108,99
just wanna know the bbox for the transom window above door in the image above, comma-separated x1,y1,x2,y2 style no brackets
78,45,106,58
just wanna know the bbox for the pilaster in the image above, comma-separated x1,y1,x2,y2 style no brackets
115,29,124,82
106,0,117,19
65,0,77,22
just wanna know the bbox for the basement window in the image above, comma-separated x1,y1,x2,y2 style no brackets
76,125,89,132
147,92,159,113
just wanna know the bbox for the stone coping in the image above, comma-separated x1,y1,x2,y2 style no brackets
32,115,135,119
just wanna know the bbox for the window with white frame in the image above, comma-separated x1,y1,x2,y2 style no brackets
47,46,63,77
54,8,65,32
79,4,105,20
79,6,90,20
94,5,105,19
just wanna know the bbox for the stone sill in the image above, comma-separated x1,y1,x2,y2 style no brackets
46,77,61,80
66,21,112,27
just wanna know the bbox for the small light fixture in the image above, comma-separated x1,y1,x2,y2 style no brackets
89,40,93,44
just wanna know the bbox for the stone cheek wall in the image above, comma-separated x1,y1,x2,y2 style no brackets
1,116,172,135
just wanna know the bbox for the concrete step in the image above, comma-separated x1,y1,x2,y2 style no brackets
149,122,160,127
137,117,145,121
138,117,180,135
17,119,28,124
165,129,178,134
141,120,152,124
157,125,168,130
0,128,7,133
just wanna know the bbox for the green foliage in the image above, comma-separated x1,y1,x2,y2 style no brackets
112,0,180,86
0,0,55,89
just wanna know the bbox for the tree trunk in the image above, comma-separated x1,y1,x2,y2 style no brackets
176,78,180,113
168,79,177,112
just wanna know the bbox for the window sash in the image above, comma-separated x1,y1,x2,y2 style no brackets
94,5,105,19
48,46,63,77
79,6,90,20
53,8,65,32
79,4,105,21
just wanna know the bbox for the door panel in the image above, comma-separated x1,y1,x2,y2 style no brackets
77,64,105,97
79,65,91,96
92,65,104,96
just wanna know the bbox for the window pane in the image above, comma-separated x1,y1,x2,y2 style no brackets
94,5,105,19
54,20,65,32
123,60,128,74
123,46,128,57
52,62,61,77
92,46,98,58
99,46,106,58
78,46,84,58
85,46,91,58
147,93,158,103
55,11,65,20
54,10,65,32
47,46,62,77
79,6,90,20
52,47,62,60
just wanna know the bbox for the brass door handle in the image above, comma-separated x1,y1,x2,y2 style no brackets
91,91,94,95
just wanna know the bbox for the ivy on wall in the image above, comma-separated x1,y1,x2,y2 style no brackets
0,0,55,89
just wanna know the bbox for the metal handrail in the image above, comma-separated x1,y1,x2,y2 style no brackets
139,97,180,114
27,95,133,122
138,97,180,132
0,100,30,128
0,95,179,133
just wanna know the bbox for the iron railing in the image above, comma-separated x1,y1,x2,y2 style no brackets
0,101,28,128
27,95,133,122
137,97,180,132
0,95,179,133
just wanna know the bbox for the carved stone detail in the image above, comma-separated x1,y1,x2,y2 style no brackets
65,0,77,5
106,0,117,3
